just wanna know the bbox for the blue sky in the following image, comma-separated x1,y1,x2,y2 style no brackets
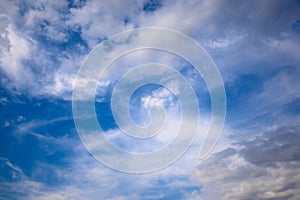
1,0,300,199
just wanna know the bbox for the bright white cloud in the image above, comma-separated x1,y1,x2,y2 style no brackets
0,24,35,90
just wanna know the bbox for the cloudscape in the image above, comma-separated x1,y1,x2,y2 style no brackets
1,0,300,199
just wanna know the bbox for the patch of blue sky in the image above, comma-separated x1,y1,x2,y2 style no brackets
33,26,89,54
178,64,212,113
283,98,300,115
225,74,264,117
143,0,163,13
67,0,87,9
95,101,118,131
138,184,200,200
292,19,300,33
0,92,75,177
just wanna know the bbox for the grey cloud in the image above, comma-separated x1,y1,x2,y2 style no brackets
239,126,300,167
196,125,300,200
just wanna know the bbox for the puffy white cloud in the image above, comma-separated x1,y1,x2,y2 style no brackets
0,24,36,90
67,0,143,48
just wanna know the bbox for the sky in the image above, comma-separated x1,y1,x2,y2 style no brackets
0,0,300,199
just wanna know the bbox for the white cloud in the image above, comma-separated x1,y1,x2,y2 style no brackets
0,157,43,199
17,115,25,122
141,87,177,110
24,0,70,42
16,116,71,135
42,72,76,97
205,33,247,49
67,0,141,48
0,134,203,200
4,121,10,127
0,24,35,90
0,97,8,105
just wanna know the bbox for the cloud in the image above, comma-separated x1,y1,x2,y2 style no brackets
17,115,25,122
0,95,209,199
0,24,36,90
0,157,42,199
67,0,143,48
1,0,299,101
15,116,72,135
0,133,203,200
205,32,246,49
137,0,300,80
0,0,84,97
141,87,178,110
24,0,70,42
3,121,10,127
0,97,8,105
195,125,300,200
